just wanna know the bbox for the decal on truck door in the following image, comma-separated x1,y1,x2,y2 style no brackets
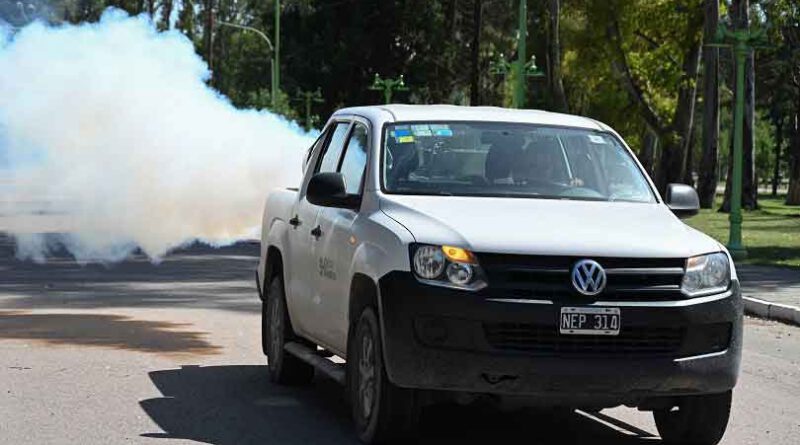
318,257,337,280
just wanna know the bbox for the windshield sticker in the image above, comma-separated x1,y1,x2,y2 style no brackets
411,125,433,137
392,128,415,143
428,124,453,137
588,135,606,144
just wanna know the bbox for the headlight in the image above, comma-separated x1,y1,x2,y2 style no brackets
411,244,487,290
413,245,446,279
681,253,731,297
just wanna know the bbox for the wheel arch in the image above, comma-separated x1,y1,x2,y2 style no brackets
349,273,379,332
261,245,284,302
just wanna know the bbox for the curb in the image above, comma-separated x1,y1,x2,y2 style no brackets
744,296,800,327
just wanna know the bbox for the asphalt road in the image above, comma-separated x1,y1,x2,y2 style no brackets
1,235,798,444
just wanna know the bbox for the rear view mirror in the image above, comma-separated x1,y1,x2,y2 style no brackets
306,172,359,209
666,183,700,218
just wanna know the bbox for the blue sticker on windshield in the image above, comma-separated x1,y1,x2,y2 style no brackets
428,124,453,137
392,127,414,143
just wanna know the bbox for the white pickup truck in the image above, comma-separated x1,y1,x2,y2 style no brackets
256,105,742,444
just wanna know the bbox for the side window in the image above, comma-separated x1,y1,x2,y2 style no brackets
317,122,351,173
339,123,369,195
303,129,328,173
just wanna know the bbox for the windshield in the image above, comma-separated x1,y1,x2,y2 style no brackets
382,122,655,203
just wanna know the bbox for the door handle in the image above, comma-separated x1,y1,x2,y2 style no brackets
310,225,323,239
289,215,301,227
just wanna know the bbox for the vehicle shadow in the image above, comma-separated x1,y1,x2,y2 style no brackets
140,365,659,444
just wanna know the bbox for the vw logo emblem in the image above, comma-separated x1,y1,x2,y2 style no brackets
571,259,607,296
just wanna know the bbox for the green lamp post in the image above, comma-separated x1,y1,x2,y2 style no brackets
369,74,409,104
294,88,324,131
710,25,764,260
489,0,544,108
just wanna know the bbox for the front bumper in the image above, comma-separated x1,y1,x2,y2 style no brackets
377,272,742,406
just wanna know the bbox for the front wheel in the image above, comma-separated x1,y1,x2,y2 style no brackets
263,275,314,385
653,391,732,445
349,307,418,444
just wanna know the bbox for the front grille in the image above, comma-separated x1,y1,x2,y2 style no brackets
483,322,685,357
478,254,686,301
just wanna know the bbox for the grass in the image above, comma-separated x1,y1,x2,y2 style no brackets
685,194,800,269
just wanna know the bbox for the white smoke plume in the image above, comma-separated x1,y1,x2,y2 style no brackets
0,9,312,262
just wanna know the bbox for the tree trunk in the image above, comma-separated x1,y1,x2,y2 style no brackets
177,0,195,41
159,0,174,31
788,111,800,205
470,0,482,106
683,124,697,186
772,117,784,196
640,129,658,176
203,0,214,77
446,0,459,36
721,0,758,211
698,0,720,208
606,9,702,194
655,37,702,191
546,0,568,113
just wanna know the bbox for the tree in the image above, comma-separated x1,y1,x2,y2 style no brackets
546,0,568,112
605,0,704,193
176,0,195,42
697,0,720,208
158,0,173,31
764,0,800,205
469,0,482,105
202,0,214,77
790,111,800,204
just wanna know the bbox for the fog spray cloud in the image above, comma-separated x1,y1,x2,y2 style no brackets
0,10,311,262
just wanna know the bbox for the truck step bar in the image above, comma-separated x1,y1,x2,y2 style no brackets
284,341,346,385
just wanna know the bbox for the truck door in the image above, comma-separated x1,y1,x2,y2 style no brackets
286,120,352,338
313,120,369,352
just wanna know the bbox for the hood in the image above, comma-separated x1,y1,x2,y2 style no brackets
379,194,721,258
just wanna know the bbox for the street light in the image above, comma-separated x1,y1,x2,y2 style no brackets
216,20,278,109
15,1,36,22
708,24,766,260
489,0,544,109
369,74,409,104
294,89,324,131
490,53,544,108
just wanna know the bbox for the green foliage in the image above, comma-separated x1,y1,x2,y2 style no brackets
11,0,800,186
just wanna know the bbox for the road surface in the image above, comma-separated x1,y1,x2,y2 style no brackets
0,236,798,444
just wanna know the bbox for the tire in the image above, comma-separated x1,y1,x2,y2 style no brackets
263,275,314,385
349,307,418,444
653,391,732,445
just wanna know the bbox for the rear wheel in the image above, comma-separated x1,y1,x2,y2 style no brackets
349,307,418,444
263,275,314,385
653,391,732,445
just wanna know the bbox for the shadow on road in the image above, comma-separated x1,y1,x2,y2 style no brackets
0,234,261,313
140,365,659,444
0,310,220,355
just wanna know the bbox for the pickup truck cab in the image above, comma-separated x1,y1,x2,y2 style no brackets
256,105,741,444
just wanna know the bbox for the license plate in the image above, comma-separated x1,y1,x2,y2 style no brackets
560,307,620,336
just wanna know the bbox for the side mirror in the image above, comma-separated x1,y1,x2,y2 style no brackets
306,172,359,209
666,183,699,218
